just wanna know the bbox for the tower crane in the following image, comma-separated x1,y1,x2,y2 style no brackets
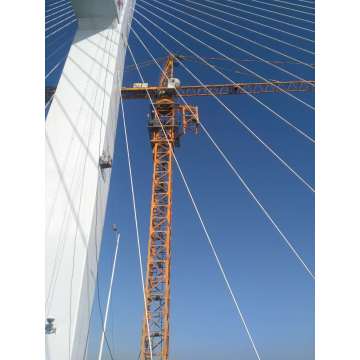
45,54,314,360
120,54,314,360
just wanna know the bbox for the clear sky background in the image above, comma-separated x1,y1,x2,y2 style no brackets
46,0,315,359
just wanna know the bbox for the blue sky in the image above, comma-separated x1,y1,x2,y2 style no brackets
46,0,315,359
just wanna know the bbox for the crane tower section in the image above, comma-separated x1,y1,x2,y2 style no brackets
140,56,199,360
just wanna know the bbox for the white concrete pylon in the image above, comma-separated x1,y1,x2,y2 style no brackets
45,1,134,359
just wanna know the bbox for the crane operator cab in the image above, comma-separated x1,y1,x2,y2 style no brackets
148,97,182,148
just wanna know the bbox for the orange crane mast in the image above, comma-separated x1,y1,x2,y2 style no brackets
120,54,314,360
137,55,199,360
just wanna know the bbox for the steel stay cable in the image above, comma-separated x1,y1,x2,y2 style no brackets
186,60,252,77
46,14,76,32
183,0,314,43
201,0,314,32
45,18,77,39
201,123,315,279
127,42,262,360
135,6,314,143
222,0,314,22
220,0,315,23
46,55,68,79
131,27,315,279
202,123,315,279
46,41,70,61
46,0,68,9
147,0,314,71
45,8,74,25
46,6,73,21
45,94,55,111
126,56,314,73
138,1,315,88
125,57,313,83
135,5,315,110
45,25,74,51
97,232,120,360
162,0,314,56
133,15,315,192
119,71,154,360
93,203,116,360
248,0,314,15
46,2,72,14
271,0,315,10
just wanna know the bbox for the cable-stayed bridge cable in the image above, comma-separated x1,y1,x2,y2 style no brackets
45,18,77,39
46,26,74,50
46,14,76,32
271,0,315,10
46,1,72,14
137,2,315,97
135,7,315,143
220,0,315,23
131,27,315,279
46,41,69,61
46,0,68,10
45,94,55,110
46,8,74,25
200,122,315,279
200,0,314,32
46,56,68,79
97,232,121,360
136,4,315,110
127,42,262,360
119,77,154,360
182,0,314,43
184,0,315,43
46,5,73,20
133,15,315,192
248,0,314,15
135,4,314,107
162,0,314,55
146,0,314,70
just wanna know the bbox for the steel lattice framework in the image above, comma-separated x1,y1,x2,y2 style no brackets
140,56,200,360
120,80,315,100
140,98,175,360
45,80,314,103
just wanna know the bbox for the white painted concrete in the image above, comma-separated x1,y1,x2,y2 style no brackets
72,0,117,19
45,1,134,358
